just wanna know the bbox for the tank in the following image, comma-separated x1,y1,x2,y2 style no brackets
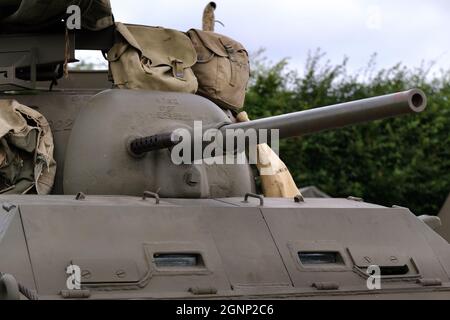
1,1,450,301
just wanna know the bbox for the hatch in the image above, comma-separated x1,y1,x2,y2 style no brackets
347,246,420,280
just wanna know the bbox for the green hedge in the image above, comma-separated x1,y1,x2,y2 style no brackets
245,51,450,215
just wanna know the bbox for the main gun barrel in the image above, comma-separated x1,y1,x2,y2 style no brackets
221,89,427,140
128,89,427,156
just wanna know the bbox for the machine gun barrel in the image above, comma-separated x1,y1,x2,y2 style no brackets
221,89,427,140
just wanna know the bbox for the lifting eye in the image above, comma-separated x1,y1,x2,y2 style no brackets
153,253,204,268
298,252,344,265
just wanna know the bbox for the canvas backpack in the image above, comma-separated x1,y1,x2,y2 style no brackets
107,23,198,93
187,29,250,112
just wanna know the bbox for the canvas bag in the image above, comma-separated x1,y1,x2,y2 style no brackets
187,29,250,112
107,23,198,93
0,100,56,195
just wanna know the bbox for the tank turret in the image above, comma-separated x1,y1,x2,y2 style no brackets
63,89,427,198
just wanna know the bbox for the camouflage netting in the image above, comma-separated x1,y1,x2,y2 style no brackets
0,0,113,31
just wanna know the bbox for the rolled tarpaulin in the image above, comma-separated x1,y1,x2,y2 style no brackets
0,99,56,195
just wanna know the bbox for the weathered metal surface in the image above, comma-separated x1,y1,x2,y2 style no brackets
0,203,36,293
63,89,255,198
0,196,449,299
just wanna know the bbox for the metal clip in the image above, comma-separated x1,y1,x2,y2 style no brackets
171,59,185,80
243,193,264,207
75,192,86,201
2,202,16,212
143,191,160,205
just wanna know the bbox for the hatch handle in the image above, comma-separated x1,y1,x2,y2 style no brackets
143,191,160,205
243,193,265,206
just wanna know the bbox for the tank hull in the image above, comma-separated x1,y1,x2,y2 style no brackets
1,196,449,300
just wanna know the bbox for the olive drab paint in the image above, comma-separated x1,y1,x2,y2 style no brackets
1,0,450,300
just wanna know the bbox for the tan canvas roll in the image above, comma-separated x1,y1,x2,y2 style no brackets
0,100,56,195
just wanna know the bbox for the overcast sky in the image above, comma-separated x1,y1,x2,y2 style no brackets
80,0,450,76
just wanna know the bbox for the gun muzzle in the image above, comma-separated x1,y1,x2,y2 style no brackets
222,89,427,140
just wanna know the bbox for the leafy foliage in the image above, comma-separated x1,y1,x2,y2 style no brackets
245,50,450,215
